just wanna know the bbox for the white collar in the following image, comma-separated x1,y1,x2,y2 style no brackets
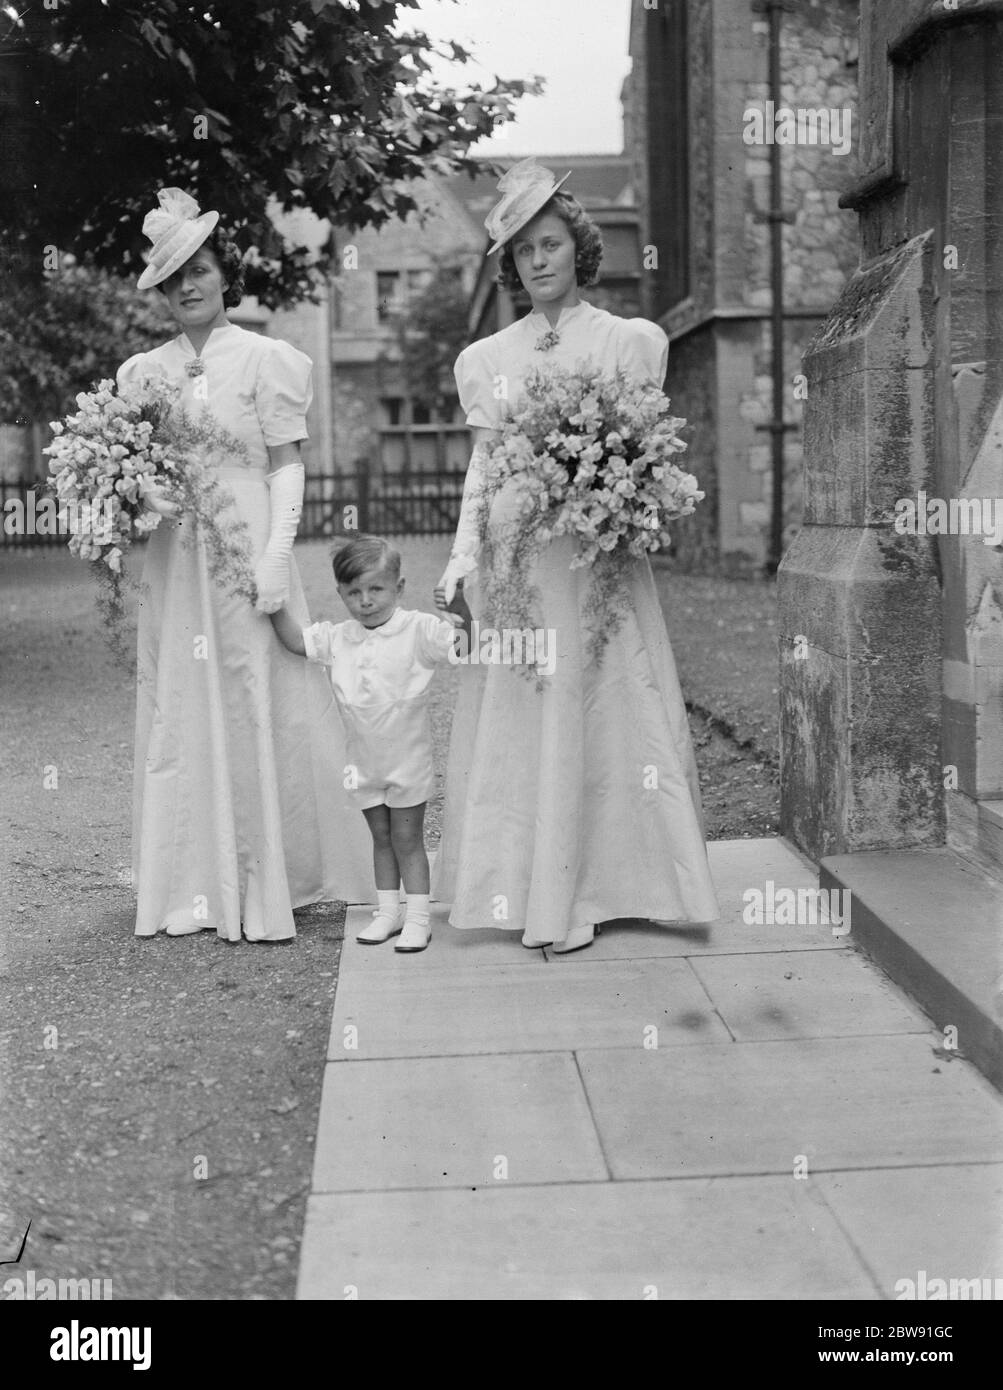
342,606,409,643
178,322,238,356
526,299,591,332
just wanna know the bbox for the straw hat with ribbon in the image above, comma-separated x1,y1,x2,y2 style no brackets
484,157,572,255
136,188,220,290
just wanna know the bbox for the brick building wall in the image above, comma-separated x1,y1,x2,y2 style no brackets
629,0,860,570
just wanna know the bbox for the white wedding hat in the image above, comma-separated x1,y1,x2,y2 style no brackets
484,157,572,255
136,188,220,290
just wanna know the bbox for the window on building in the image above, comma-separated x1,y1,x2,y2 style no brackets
379,396,404,427
376,271,402,323
406,268,432,300
411,400,432,426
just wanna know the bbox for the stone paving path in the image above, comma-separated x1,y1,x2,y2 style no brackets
296,837,1003,1300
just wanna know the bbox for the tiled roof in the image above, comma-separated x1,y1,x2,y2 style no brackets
446,154,634,222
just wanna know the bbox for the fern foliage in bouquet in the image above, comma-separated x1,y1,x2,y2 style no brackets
480,362,704,669
45,376,257,664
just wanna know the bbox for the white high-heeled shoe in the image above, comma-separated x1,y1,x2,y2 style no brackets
551,922,598,954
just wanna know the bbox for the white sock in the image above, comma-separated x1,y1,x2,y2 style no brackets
404,893,430,928
377,889,401,918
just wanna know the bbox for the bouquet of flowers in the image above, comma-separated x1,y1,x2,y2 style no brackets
478,362,704,668
45,375,257,663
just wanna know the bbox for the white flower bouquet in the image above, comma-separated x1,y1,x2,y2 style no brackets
479,362,705,669
45,375,257,662
485,361,703,563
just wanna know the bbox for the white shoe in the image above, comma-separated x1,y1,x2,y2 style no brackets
551,923,597,954
394,918,431,953
164,914,216,937
356,904,406,944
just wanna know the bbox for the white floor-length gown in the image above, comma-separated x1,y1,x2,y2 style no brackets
432,300,720,944
117,323,372,940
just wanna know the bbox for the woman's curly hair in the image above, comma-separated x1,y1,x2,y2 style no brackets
158,226,245,308
496,191,603,294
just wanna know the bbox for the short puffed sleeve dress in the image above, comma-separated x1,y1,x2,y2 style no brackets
432,301,720,944
117,323,372,940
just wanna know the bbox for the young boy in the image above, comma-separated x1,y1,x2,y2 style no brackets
269,534,471,953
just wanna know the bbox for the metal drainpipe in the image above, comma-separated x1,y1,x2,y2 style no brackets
752,0,795,574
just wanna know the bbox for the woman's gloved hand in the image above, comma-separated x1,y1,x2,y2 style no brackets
434,441,490,606
434,555,476,608
254,461,304,613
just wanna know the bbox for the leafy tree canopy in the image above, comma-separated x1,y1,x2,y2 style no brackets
0,264,173,427
0,0,540,306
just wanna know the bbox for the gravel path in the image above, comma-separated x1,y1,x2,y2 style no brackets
0,538,778,1299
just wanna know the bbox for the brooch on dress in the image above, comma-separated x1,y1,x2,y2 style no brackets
534,329,561,352
185,358,205,378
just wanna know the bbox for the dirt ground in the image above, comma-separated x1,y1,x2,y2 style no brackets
0,539,778,1299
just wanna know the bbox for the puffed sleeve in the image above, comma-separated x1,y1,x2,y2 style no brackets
254,339,314,446
116,352,163,391
414,612,457,669
454,340,501,430
616,318,669,390
303,620,338,665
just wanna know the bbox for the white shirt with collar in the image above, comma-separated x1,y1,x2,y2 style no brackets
303,606,456,808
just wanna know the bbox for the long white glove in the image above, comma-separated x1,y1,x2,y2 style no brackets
437,442,490,604
254,461,304,613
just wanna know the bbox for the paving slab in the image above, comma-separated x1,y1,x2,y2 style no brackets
576,1034,1003,1180
814,1164,1003,1300
707,836,819,881
327,956,732,1060
690,949,931,1041
299,837,1003,1301
541,915,847,961
538,837,846,960
820,847,1003,1089
342,903,546,972
310,1051,608,1192
296,1175,879,1300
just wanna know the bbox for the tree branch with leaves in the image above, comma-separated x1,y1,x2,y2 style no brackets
0,0,542,306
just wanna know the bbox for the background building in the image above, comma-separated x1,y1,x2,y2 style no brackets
327,177,485,481
627,0,860,570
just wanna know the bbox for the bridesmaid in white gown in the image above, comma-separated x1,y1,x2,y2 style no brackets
433,160,720,952
117,189,372,941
